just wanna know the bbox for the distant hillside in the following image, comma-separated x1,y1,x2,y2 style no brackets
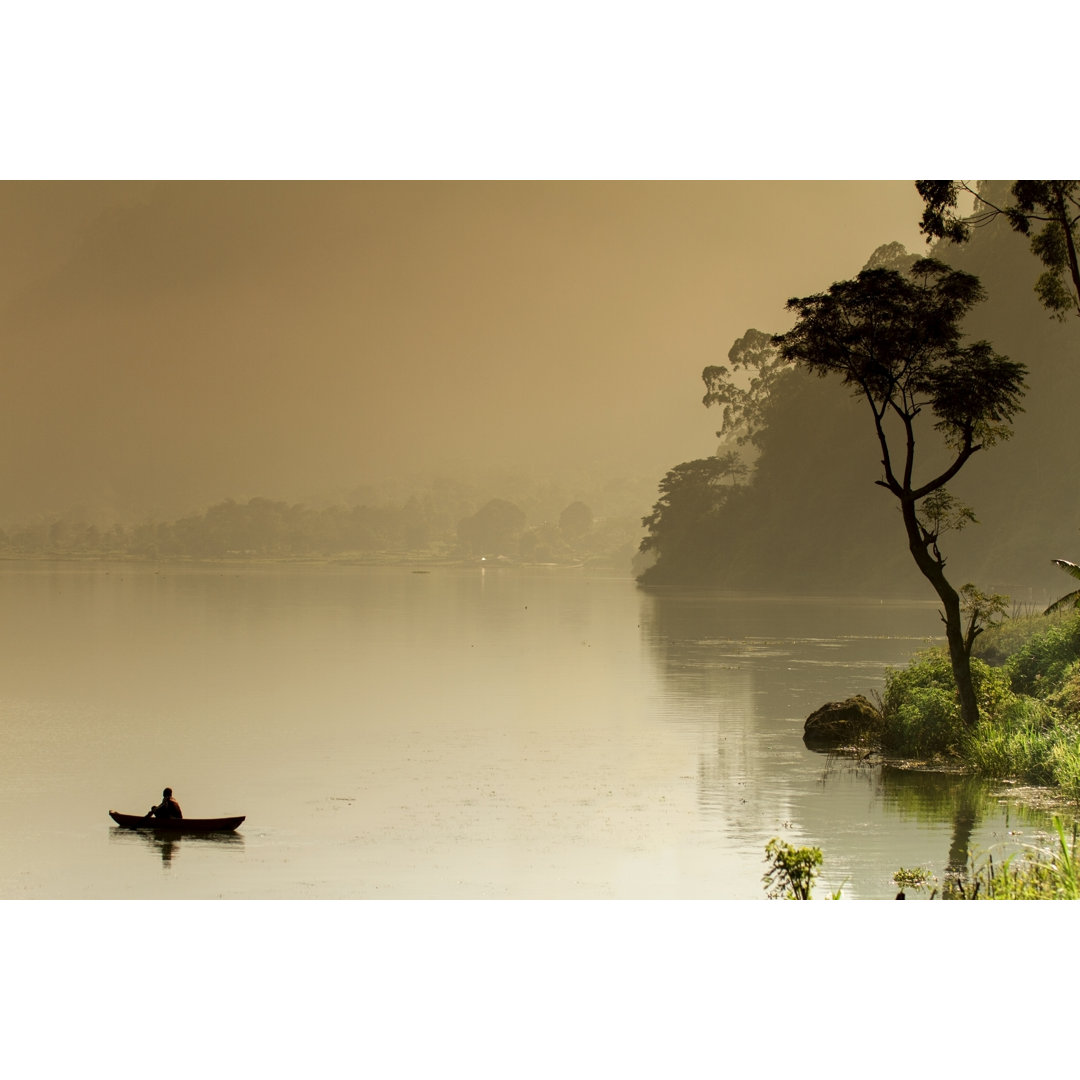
639,202,1080,604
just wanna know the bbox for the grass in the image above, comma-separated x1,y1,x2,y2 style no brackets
966,818,1080,899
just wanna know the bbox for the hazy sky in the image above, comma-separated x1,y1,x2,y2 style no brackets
1,181,925,523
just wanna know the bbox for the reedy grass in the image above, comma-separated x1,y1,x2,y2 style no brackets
970,817,1080,899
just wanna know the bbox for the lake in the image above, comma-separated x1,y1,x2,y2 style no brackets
0,561,1058,899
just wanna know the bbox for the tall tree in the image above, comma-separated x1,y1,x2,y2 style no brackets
772,258,1027,729
916,180,1080,319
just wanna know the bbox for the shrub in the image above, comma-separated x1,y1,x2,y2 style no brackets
763,838,822,900
1045,660,1080,723
882,650,962,756
1006,612,1080,697
882,649,1014,757
975,611,1069,666
965,697,1058,782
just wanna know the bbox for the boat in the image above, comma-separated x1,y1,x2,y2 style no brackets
109,811,245,833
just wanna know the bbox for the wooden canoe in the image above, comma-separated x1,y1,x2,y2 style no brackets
109,811,245,833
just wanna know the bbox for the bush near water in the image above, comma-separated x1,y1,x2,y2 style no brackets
881,609,1080,800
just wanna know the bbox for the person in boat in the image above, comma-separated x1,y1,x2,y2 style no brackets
146,787,183,820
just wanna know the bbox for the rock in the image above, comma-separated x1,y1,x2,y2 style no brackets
803,695,884,749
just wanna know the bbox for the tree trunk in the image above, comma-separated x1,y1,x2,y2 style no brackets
1051,183,1080,318
900,499,980,729
940,587,980,729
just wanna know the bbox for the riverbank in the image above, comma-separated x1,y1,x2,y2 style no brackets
816,609,1080,819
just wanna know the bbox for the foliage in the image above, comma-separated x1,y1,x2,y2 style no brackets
882,650,1013,757
917,180,1080,320
916,489,975,542
774,259,1026,469
637,457,741,584
715,450,749,486
892,866,936,895
973,818,1080,899
883,613,1080,794
702,329,789,448
887,819,1080,899
959,583,1009,655
1005,611,1080,697
762,838,822,900
1049,733,1080,803
975,610,1071,666
1044,661,1080,722
1046,557,1080,615
964,697,1059,783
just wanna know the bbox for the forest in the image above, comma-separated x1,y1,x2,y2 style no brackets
638,182,1080,604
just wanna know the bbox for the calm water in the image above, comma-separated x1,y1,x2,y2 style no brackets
0,561,1058,899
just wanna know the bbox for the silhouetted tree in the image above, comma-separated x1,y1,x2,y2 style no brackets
772,258,1027,729
917,180,1080,318
639,457,735,582
702,328,789,448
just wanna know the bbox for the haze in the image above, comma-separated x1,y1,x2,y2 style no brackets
1,181,924,525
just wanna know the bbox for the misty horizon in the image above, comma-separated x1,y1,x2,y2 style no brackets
2,181,924,528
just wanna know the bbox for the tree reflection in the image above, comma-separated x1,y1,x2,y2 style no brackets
945,791,979,898
637,589,1059,896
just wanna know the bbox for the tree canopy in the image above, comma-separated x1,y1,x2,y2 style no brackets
775,258,1026,498
917,180,1080,319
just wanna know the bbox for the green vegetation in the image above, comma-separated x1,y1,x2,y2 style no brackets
936,818,1080,900
892,867,936,895
971,819,1080,899
766,823,1080,900
1046,555,1080,615
762,838,823,899
880,610,1080,799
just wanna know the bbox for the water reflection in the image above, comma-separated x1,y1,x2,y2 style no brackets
109,827,245,869
639,588,1062,896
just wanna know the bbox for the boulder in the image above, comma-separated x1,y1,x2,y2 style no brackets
803,695,884,749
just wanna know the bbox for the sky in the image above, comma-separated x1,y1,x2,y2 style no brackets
0,180,926,524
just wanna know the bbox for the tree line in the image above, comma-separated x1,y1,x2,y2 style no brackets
639,179,1080,731
640,181,1080,598
0,492,636,567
